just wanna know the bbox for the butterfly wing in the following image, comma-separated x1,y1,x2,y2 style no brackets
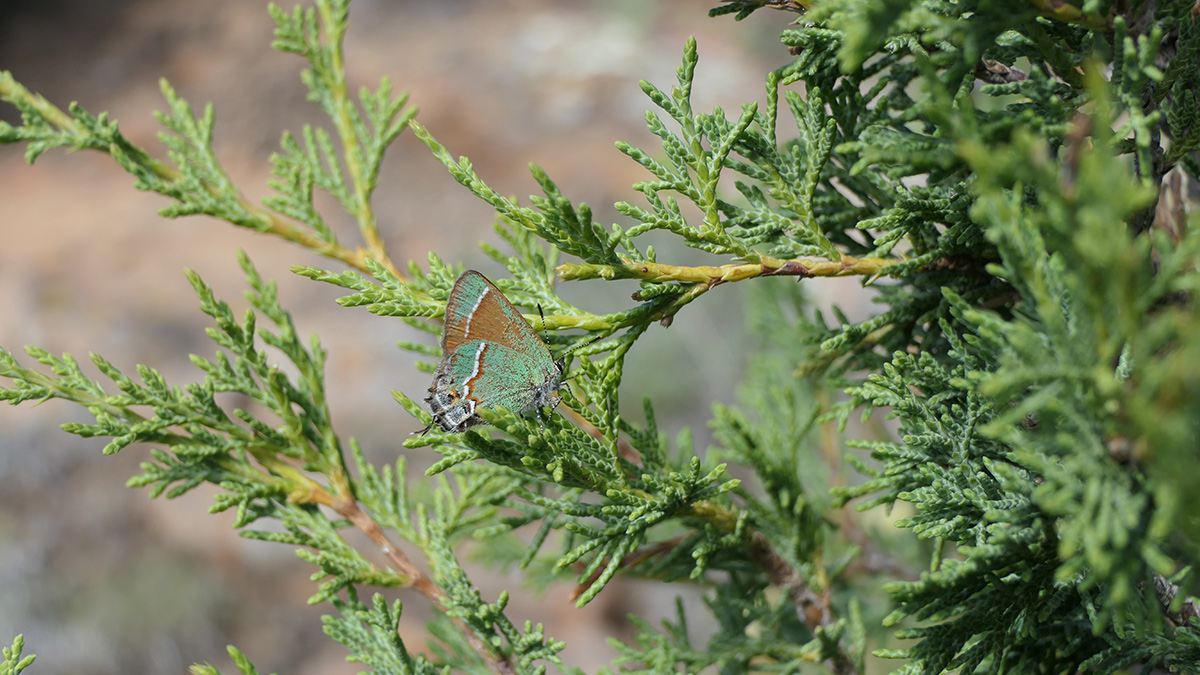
439,340,561,416
442,271,548,358
428,270,562,431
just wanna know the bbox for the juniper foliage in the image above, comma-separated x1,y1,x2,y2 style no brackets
0,637,34,675
0,0,1198,673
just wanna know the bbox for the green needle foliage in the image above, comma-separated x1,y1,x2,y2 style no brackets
0,637,34,675
2,0,1199,673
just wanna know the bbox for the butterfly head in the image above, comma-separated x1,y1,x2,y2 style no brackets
530,358,568,411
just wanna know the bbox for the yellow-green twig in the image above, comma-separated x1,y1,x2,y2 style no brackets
558,255,897,284
559,255,900,322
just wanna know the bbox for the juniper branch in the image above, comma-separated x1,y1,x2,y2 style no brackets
0,635,35,675
300,480,517,675
558,255,898,283
688,500,861,675
0,72,401,278
558,255,899,321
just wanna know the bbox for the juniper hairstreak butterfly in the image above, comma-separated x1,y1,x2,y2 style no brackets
424,270,565,433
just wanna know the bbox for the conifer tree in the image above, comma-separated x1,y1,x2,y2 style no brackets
2,0,1199,673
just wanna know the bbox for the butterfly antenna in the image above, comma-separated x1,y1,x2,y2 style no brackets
537,299,612,384
560,332,611,383
566,331,606,356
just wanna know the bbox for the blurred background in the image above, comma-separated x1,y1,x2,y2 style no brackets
0,1,847,672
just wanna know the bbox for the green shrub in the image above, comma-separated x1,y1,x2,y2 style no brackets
3,0,1199,672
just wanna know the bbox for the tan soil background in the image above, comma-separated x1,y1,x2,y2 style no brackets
0,2,860,673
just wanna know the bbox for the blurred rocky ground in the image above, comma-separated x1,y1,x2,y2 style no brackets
0,1,828,672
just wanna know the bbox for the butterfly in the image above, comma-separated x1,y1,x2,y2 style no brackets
423,271,566,433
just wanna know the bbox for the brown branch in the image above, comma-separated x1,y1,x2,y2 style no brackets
687,501,859,675
304,485,517,675
745,529,858,675
554,488,860,671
